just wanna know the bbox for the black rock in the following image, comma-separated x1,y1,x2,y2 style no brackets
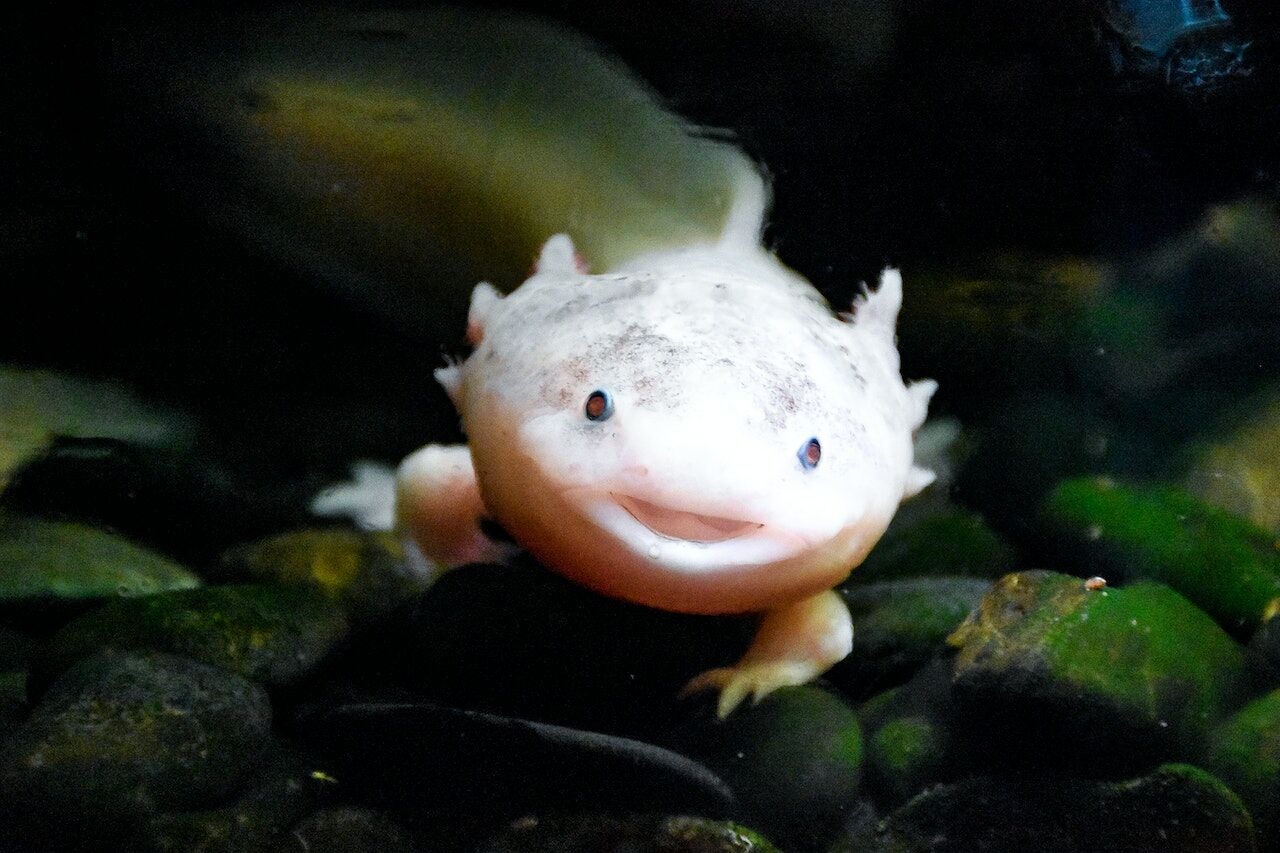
0,650,271,841
284,807,417,853
479,813,779,853
302,701,735,821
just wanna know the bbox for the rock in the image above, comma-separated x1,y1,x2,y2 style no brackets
840,764,1256,853
673,686,863,850
1206,688,1280,845
219,528,427,626
948,571,1246,773
132,743,319,853
32,584,349,694
0,366,193,494
479,814,778,853
0,650,271,840
0,670,26,743
859,662,968,808
402,562,751,737
304,701,735,820
1037,477,1280,635
3,437,313,564
283,808,417,853
831,577,991,698
1185,393,1280,535
0,513,201,608
850,509,1014,584
0,625,36,670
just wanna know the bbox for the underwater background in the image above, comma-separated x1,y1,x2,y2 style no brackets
2,0,1280,850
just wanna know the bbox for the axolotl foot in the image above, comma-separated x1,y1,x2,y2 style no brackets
681,589,853,718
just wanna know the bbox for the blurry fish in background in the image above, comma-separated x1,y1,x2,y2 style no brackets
1090,0,1254,94
102,5,761,337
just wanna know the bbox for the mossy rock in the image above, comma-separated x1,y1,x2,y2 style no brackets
1206,688,1280,845
479,814,778,853
840,764,1256,852
0,650,271,840
219,528,427,626
132,743,320,853
286,807,418,853
1038,477,1280,635
851,510,1014,584
0,513,201,605
674,686,863,850
830,577,991,698
948,571,1246,772
33,584,348,693
1185,394,1280,535
858,661,969,808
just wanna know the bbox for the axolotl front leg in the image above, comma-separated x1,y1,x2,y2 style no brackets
683,590,853,718
396,443,514,567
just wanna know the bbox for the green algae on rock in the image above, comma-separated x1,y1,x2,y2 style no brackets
0,366,193,493
1038,477,1280,635
1206,688,1280,845
839,764,1256,853
480,814,778,853
287,807,418,853
675,686,863,850
850,509,1014,583
0,513,201,605
33,583,349,693
132,742,319,853
948,571,1246,771
1185,394,1280,535
830,577,991,698
219,528,428,626
857,661,968,809
0,650,271,840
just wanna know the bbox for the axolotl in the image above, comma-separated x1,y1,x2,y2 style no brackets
396,194,936,717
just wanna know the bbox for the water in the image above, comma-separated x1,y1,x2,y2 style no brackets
1,1,1279,851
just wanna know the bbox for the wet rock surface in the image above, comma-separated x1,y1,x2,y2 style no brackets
839,764,1257,853
948,571,1245,772
0,514,201,608
31,583,349,693
0,650,271,841
672,686,864,850
478,813,779,853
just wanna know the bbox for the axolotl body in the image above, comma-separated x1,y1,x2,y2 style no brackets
397,210,936,717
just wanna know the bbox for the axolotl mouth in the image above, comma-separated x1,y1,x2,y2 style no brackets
613,493,763,543
571,489,809,573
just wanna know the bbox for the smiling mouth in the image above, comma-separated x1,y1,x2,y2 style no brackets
612,494,764,543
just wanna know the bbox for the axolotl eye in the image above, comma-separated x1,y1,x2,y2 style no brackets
584,389,614,421
798,437,822,470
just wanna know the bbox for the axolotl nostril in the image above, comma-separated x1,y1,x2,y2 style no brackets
396,185,937,718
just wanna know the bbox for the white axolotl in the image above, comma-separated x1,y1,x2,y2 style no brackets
396,183,936,717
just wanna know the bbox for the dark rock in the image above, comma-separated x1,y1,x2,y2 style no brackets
32,584,348,694
0,671,26,743
838,764,1256,852
948,571,1245,774
1206,688,1280,846
0,625,36,670
673,686,862,851
0,513,200,607
402,562,752,737
132,743,320,853
3,437,313,564
852,509,1014,584
479,814,778,853
304,701,735,820
858,661,969,808
1038,477,1280,635
831,577,991,698
0,650,271,840
282,807,416,853
219,528,426,626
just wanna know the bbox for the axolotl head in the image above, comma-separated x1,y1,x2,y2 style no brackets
442,235,936,615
